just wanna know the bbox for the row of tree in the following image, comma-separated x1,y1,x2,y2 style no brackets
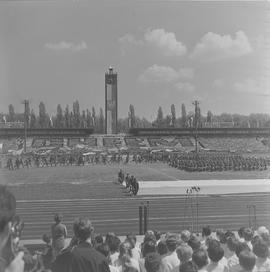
2,102,270,132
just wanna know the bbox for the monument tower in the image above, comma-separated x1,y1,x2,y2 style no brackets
105,66,118,134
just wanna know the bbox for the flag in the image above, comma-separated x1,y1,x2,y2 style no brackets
3,115,6,123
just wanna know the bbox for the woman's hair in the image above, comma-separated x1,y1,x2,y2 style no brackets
73,218,93,241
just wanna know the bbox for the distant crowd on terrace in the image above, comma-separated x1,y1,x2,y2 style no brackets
0,185,270,272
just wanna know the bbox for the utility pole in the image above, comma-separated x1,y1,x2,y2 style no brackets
22,100,29,153
192,100,199,154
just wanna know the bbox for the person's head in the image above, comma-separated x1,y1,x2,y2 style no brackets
257,226,269,237
188,235,201,251
0,185,16,234
153,230,161,241
239,250,256,272
235,242,250,258
144,252,161,272
216,229,225,243
94,234,104,247
226,236,238,252
105,232,116,243
176,244,193,263
243,228,254,242
202,226,211,238
207,239,224,263
181,230,191,243
166,235,178,252
253,239,270,259
192,249,208,269
251,235,262,247
73,218,94,242
157,240,168,256
179,260,198,272
142,240,156,257
54,213,63,223
107,235,121,253
144,231,156,244
126,233,137,249
238,227,245,239
42,234,51,245
119,241,132,258
261,232,270,247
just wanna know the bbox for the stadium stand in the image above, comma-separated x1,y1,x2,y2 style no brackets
125,137,149,148
84,137,97,147
103,137,123,148
198,137,267,152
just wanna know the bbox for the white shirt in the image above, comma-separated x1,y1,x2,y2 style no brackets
161,251,180,272
254,257,270,272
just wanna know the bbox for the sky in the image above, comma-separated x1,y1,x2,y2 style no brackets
0,0,270,121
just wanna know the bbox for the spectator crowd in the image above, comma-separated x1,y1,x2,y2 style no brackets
0,185,270,272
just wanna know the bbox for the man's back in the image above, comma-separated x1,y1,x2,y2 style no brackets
51,223,67,240
52,242,110,272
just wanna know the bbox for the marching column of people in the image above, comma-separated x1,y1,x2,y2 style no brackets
168,152,268,172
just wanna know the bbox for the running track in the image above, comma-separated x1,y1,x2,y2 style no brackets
17,194,270,240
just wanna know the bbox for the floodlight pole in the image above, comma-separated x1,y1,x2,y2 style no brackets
22,100,29,153
192,100,199,154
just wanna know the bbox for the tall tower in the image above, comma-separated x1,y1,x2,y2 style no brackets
105,66,118,134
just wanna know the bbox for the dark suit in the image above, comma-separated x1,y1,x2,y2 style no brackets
52,242,110,272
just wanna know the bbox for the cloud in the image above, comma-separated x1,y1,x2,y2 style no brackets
118,34,144,55
174,82,195,92
45,41,87,52
232,78,270,96
190,31,252,61
118,28,187,57
138,65,194,83
213,79,224,88
118,34,143,46
144,28,187,56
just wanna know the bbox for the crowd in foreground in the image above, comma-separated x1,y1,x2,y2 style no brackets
0,185,270,272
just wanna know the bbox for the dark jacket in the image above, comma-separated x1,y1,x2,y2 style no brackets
52,242,110,272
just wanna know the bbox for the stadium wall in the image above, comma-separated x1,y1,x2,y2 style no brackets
128,127,270,137
0,128,94,138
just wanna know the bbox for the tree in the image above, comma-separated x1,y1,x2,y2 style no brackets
156,106,164,128
56,104,64,128
98,108,105,133
73,100,80,128
29,109,36,128
86,109,92,127
38,102,48,128
181,103,187,127
92,107,96,129
129,104,136,128
8,104,15,122
165,115,172,127
206,110,213,123
171,104,176,127
81,110,87,128
64,105,70,128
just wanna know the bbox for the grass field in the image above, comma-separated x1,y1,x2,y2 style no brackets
1,162,270,200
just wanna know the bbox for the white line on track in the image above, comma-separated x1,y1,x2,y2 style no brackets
16,192,270,203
